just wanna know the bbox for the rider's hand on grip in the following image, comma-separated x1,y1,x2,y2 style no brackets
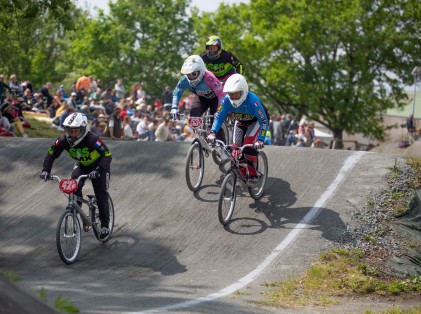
207,131,216,144
231,144,241,159
170,108,179,121
254,140,264,149
40,171,50,182
88,170,100,180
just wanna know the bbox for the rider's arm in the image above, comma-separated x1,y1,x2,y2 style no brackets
92,137,112,170
42,136,66,172
249,93,269,142
203,71,225,102
172,78,189,109
211,96,230,133
230,52,244,75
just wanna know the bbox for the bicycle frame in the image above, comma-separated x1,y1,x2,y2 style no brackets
215,140,259,187
50,175,98,230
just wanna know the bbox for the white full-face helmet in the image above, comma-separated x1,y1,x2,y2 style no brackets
63,112,88,146
181,55,206,87
223,74,249,108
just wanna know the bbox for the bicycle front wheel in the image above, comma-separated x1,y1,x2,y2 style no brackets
56,210,82,264
218,171,237,225
185,142,205,192
92,194,115,242
211,122,230,166
248,151,268,200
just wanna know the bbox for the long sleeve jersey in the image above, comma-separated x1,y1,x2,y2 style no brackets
42,131,112,173
172,71,225,109
200,50,244,83
212,92,269,142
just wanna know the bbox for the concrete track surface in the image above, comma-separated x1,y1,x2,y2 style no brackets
0,138,399,313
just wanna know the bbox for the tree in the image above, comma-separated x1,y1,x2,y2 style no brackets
0,0,75,87
64,0,195,99
194,0,421,141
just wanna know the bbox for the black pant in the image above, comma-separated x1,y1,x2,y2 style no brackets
190,95,226,143
72,165,110,228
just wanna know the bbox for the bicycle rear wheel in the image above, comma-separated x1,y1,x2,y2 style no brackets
92,194,115,242
56,210,81,264
248,151,268,200
185,142,205,192
218,171,237,225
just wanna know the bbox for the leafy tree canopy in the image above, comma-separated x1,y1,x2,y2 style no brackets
194,0,421,140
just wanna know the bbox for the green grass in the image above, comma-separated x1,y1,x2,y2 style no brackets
259,249,421,309
23,113,62,138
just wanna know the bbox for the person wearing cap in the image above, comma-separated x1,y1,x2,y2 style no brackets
200,35,244,84
67,92,77,111
58,84,67,99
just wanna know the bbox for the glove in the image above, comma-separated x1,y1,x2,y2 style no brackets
207,131,216,143
170,108,179,121
88,170,100,180
254,140,264,149
40,171,50,182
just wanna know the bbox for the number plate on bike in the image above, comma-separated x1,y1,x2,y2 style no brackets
59,179,78,194
188,117,203,129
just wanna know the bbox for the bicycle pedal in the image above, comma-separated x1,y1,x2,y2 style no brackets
83,225,91,232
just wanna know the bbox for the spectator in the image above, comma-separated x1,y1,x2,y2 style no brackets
123,115,135,139
0,109,15,136
0,74,12,105
23,88,35,109
148,118,157,141
131,83,138,102
114,78,126,101
89,76,97,94
154,97,163,112
162,85,173,111
136,84,146,101
76,74,91,93
108,105,124,140
39,82,54,107
406,114,416,134
90,118,102,136
32,93,46,112
136,115,149,141
0,102,28,137
155,116,173,141
58,84,68,99
270,115,285,146
9,74,23,97
13,97,31,128
67,92,77,111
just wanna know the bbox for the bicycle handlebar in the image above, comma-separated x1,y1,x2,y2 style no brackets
214,139,255,153
49,174,89,183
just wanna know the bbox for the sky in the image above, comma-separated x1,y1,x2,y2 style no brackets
76,0,248,14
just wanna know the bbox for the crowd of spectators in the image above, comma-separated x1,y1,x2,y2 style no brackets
0,72,196,141
1,72,328,147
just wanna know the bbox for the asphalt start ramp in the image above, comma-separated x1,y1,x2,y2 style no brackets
0,138,399,313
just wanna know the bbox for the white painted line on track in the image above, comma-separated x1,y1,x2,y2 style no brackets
132,151,365,313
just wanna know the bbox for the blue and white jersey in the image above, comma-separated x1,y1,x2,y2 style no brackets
212,92,269,142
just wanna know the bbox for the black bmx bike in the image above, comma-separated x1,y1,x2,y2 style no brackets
214,140,268,225
49,174,115,264
181,113,230,192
